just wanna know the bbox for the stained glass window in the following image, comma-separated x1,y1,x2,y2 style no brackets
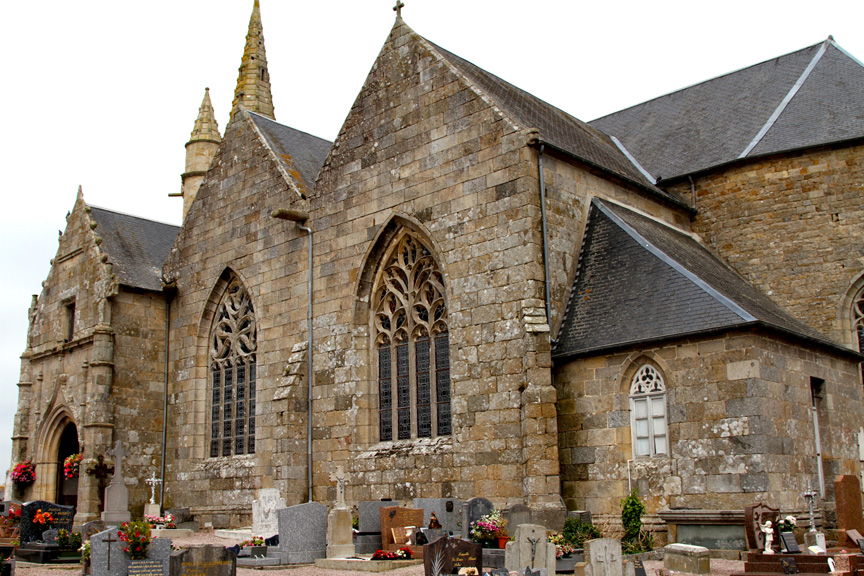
210,278,257,457
629,364,667,458
374,232,451,441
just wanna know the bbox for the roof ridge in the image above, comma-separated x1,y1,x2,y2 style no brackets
590,41,825,124
88,204,181,229
593,199,756,322
738,38,830,158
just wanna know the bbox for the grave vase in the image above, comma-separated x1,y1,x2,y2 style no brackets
497,536,510,549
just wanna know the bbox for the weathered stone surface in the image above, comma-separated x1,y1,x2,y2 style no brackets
414,498,460,535
504,524,555,573
252,489,284,538
276,502,326,564
664,544,710,574
835,475,864,546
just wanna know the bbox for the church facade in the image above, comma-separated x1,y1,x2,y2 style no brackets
9,3,864,535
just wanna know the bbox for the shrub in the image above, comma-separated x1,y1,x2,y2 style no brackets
620,489,652,554
562,517,602,547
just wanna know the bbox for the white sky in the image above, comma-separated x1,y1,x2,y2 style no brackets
1,0,862,485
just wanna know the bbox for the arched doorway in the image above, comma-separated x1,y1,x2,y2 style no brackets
56,422,79,508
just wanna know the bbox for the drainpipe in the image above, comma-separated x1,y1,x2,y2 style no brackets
537,145,552,329
160,288,174,508
688,175,696,208
271,209,314,502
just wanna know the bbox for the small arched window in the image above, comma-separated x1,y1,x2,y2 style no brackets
209,278,257,457
629,364,668,458
373,232,451,441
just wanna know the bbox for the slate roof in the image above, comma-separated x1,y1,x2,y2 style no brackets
553,198,855,359
89,206,179,292
425,40,689,210
589,39,864,182
248,111,332,189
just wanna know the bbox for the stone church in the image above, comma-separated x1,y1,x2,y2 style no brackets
9,1,864,538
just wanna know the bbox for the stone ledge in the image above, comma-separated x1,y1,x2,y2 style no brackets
314,558,422,572
152,529,194,538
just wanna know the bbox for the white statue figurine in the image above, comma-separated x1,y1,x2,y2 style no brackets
761,520,774,554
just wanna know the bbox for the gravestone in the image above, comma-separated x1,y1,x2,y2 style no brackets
19,501,75,543
276,502,326,564
381,506,424,557
504,524,555,574
504,505,532,532
424,536,481,576
573,538,634,576
414,498,460,535
325,467,355,559
461,498,494,540
835,475,864,547
251,489,284,537
0,503,9,516
169,546,235,576
664,544,710,574
744,503,779,551
82,521,107,540
91,527,172,576
358,501,394,533
101,441,131,526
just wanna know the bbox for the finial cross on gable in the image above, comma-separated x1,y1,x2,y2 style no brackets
393,1,405,18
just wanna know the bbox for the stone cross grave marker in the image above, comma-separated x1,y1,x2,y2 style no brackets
586,538,627,576
276,501,327,564
145,471,162,505
252,489,285,537
461,497,493,540
19,500,75,544
423,536,481,576
504,524,556,574
169,545,236,576
329,466,347,509
101,440,131,525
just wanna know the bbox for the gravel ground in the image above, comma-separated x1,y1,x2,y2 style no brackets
13,532,745,576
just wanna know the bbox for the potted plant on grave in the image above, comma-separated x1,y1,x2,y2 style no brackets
118,520,151,560
55,529,83,558
145,514,176,530
495,517,510,549
239,536,266,558
470,509,505,549
63,454,83,479
80,540,91,574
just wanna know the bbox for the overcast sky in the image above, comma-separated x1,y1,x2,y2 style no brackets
1,0,862,486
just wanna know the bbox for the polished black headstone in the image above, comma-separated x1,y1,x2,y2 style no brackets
19,501,75,544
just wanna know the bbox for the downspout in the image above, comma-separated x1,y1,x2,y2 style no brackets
299,223,313,503
537,145,552,329
688,175,696,208
160,288,174,508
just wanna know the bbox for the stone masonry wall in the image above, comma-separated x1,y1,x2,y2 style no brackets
163,111,310,528
666,143,864,347
308,20,561,513
555,330,863,520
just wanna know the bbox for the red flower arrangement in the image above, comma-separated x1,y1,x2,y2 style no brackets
118,521,151,560
63,454,83,479
371,547,413,560
34,509,54,525
10,460,35,485
0,509,20,527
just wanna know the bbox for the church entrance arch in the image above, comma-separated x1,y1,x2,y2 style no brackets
56,422,80,507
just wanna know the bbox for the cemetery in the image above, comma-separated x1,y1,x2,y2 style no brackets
5,472,864,576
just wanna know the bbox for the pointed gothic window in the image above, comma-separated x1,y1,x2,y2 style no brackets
852,287,864,353
210,278,257,457
629,364,668,458
373,232,451,441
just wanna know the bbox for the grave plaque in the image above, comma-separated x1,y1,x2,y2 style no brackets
129,559,165,576
461,498,493,540
634,558,648,576
169,546,235,576
780,557,799,574
780,533,800,554
858,539,864,555
424,536,482,576
276,502,327,564
19,501,75,543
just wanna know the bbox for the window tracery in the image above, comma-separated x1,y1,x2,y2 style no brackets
629,364,667,458
853,287,864,352
373,232,451,441
210,278,257,457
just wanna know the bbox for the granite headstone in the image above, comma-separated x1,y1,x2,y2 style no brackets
358,501,395,533
19,501,74,544
461,498,493,540
276,502,327,564
836,475,864,547
169,546,235,576
424,536,482,576
91,527,172,576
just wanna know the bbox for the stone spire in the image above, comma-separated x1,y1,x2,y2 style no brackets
230,0,275,121
178,88,222,219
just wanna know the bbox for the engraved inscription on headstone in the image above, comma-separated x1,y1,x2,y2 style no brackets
780,532,800,554
19,501,75,544
129,559,165,576
423,537,482,576
634,558,648,576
